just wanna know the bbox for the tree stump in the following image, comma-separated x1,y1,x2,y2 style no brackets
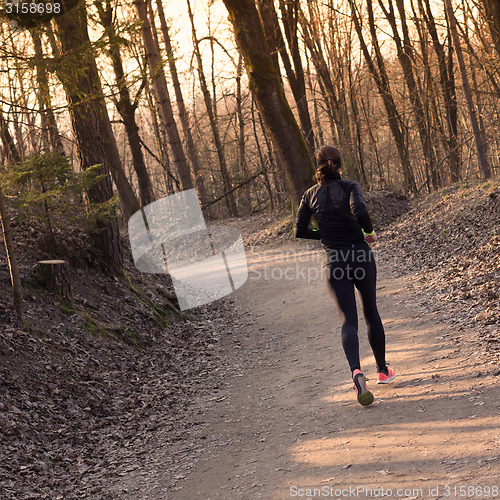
37,260,71,301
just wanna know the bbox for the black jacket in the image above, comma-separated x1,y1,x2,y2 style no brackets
295,174,374,249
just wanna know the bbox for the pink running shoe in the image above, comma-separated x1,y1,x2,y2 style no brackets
353,369,374,406
377,366,396,384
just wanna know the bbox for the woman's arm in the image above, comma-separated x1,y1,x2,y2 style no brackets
295,194,321,240
349,183,374,235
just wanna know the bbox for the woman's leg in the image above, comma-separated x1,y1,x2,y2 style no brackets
324,264,361,373
353,253,387,373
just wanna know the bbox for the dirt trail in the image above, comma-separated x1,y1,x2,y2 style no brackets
136,242,500,499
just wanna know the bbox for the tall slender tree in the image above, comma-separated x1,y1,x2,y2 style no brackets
95,0,154,208
187,0,238,216
444,0,491,179
30,28,65,154
236,53,252,214
299,5,358,178
222,0,314,209
55,2,127,269
155,0,209,207
418,0,460,182
349,0,417,192
380,0,440,188
0,111,23,320
134,0,193,192
257,0,315,152
481,0,500,58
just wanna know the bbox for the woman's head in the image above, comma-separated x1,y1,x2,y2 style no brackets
315,145,342,183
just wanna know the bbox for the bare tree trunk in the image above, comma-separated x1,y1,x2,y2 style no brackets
381,0,440,189
9,30,38,155
30,29,65,154
100,105,141,220
0,186,23,320
444,0,491,179
257,0,315,152
309,75,324,147
256,102,286,205
251,98,274,211
349,0,416,193
0,110,21,164
299,7,344,144
96,0,154,207
6,70,25,160
236,53,252,215
55,2,125,269
222,0,315,209
134,0,193,191
411,0,446,187
209,15,218,124
143,76,180,194
358,81,385,184
459,1,500,95
348,65,368,187
300,5,360,180
187,0,238,216
155,0,209,207
279,0,315,151
481,0,500,58
254,0,282,79
418,0,460,182
0,117,23,320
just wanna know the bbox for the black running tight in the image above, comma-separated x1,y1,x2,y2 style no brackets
323,243,387,374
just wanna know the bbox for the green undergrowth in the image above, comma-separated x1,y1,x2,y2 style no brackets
276,218,294,236
119,268,172,330
57,304,142,347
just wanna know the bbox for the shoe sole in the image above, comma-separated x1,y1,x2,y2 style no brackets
353,373,374,406
376,373,397,384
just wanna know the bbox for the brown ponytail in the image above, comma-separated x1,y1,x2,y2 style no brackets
315,145,342,183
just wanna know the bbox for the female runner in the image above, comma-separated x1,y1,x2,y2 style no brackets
295,145,396,406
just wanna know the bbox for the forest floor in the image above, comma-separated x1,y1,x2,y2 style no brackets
160,243,500,500
0,180,499,499
115,179,500,500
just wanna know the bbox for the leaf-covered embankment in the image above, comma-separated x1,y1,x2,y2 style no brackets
376,178,500,362
0,214,239,499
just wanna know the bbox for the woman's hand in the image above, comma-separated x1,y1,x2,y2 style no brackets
364,231,377,243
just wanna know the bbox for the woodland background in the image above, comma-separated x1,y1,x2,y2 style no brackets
0,0,499,314
1,1,499,497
